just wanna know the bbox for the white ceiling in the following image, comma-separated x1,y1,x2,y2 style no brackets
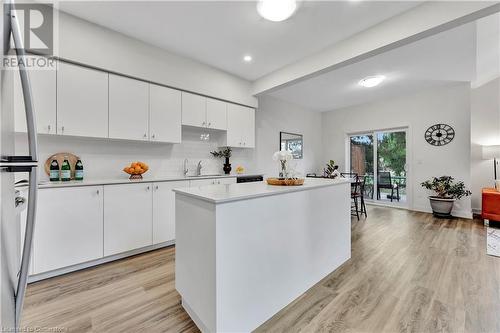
57,1,421,81
268,22,477,112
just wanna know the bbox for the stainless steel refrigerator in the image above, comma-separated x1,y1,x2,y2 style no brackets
1,0,39,330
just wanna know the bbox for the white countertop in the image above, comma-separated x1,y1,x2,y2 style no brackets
36,173,263,189
173,177,351,203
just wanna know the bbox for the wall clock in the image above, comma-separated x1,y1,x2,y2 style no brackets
425,124,455,146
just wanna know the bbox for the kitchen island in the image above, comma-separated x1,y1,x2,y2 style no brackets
174,178,351,332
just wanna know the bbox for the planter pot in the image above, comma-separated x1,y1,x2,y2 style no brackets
429,196,455,218
223,157,231,175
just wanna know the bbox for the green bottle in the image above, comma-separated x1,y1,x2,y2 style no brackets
49,159,60,181
74,159,84,181
61,157,71,181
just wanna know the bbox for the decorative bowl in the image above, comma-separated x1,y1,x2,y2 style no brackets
123,161,149,180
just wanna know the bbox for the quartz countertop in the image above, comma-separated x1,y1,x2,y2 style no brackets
35,173,264,189
173,177,351,204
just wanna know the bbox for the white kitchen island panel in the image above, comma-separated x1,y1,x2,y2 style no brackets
174,179,351,332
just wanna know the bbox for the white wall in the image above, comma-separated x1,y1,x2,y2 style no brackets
470,78,500,212
55,10,257,108
255,95,323,177
322,83,472,218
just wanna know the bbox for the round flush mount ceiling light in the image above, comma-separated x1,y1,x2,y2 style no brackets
358,75,386,88
257,0,297,22
243,55,253,63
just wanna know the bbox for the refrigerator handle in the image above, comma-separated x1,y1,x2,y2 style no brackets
14,168,37,328
9,0,39,161
7,0,39,328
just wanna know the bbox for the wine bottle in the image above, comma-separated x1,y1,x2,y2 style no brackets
75,159,84,181
61,157,71,181
49,159,60,181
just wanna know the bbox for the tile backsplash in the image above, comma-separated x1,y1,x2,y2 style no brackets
15,127,256,181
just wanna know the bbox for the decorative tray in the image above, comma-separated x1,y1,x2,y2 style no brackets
266,178,304,186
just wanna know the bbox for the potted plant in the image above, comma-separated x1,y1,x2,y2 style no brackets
210,147,232,174
324,160,340,178
420,176,471,218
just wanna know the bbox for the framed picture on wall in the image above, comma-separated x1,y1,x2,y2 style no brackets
280,132,303,159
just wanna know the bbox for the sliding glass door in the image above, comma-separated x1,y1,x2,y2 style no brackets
349,129,407,206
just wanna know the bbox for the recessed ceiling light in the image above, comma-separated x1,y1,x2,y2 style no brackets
358,75,386,88
257,0,297,22
243,55,253,63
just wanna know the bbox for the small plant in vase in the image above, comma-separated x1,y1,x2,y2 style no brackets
273,150,293,179
324,160,340,178
210,147,232,174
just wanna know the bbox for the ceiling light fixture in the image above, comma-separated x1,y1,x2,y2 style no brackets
257,0,297,22
358,75,386,88
243,55,253,63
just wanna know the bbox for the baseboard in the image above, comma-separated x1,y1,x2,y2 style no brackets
412,205,473,219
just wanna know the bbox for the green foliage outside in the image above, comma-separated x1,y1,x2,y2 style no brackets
377,132,406,177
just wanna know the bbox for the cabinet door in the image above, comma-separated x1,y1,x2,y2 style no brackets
153,181,189,244
189,178,217,187
182,92,206,127
34,186,104,274
150,84,181,143
57,62,108,137
244,107,255,148
226,104,246,147
104,183,153,256
14,57,56,134
109,74,149,141
206,98,227,130
218,177,237,185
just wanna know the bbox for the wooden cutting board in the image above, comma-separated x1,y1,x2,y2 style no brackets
44,152,80,179
266,178,304,186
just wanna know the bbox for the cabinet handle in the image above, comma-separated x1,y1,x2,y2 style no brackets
202,121,206,127
243,142,246,146
143,133,147,138
208,122,211,127
47,124,51,133
155,185,159,190
96,189,100,195
152,134,156,139
61,126,65,134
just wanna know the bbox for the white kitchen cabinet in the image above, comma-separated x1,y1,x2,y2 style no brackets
109,74,149,141
189,177,236,187
226,104,255,148
153,180,189,244
57,62,108,138
14,57,56,134
33,186,104,274
149,84,182,143
206,98,227,130
104,183,153,256
182,92,206,127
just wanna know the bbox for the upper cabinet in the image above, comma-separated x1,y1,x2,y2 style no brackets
182,92,228,130
57,62,108,138
182,92,206,127
14,56,56,134
109,74,149,141
150,84,181,143
206,98,227,130
226,104,255,148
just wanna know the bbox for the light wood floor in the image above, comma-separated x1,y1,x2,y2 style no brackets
22,206,500,333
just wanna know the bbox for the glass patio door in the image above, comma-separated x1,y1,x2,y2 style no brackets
349,129,408,207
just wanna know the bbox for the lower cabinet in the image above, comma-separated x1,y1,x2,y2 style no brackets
104,183,153,256
153,180,189,244
34,186,104,274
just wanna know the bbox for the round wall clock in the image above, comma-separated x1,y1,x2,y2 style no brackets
424,124,455,146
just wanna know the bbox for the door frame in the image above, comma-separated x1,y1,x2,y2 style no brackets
345,126,412,209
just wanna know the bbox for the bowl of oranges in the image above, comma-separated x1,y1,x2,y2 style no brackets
123,161,149,180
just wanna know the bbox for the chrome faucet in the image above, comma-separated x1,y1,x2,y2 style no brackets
196,160,203,176
183,158,189,177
